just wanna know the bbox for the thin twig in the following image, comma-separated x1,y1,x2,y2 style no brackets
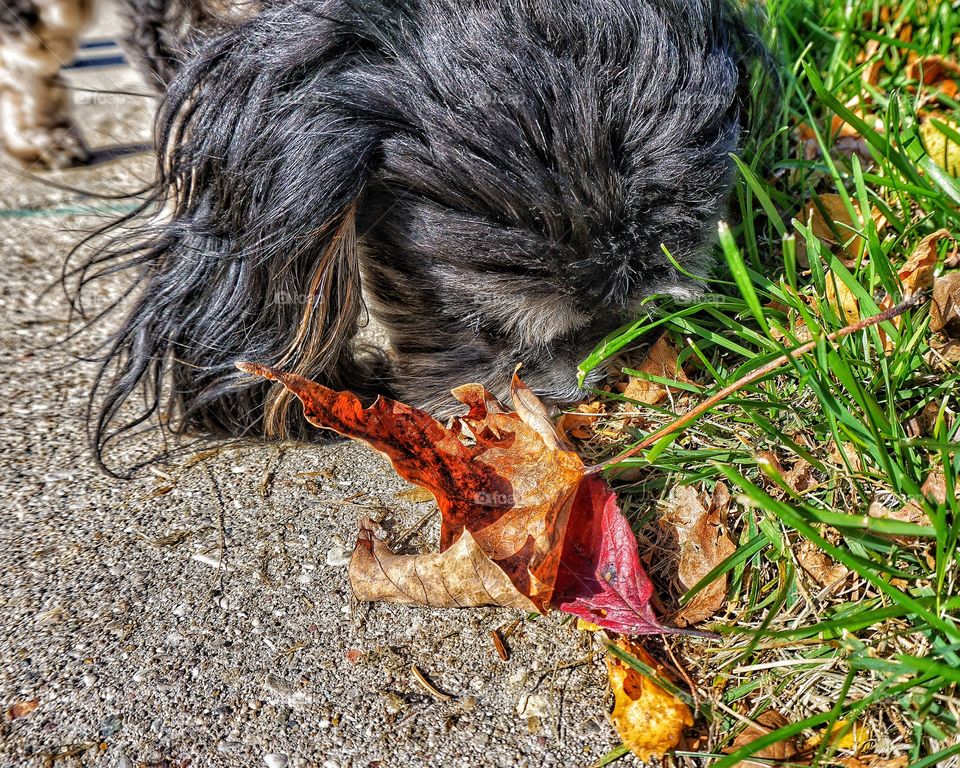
590,294,924,473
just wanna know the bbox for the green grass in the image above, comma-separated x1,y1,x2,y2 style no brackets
578,1,960,765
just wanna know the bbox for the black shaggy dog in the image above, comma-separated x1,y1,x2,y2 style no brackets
81,0,770,464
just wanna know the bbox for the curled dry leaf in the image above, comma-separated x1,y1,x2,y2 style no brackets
623,334,691,407
556,400,604,442
804,194,886,265
877,229,952,350
351,517,539,611
660,483,735,626
238,363,667,636
726,710,803,768
894,229,947,295
868,471,953,542
607,636,693,761
931,270,960,338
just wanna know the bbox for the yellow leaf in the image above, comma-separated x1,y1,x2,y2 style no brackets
920,116,960,176
807,719,872,752
576,618,602,632
395,486,437,503
825,272,861,324
607,637,693,761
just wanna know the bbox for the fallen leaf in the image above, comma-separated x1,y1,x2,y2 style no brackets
910,55,960,87
895,229,950,295
660,484,735,626
556,401,604,441
552,474,664,634
919,468,954,506
920,116,960,176
239,363,668,636
931,270,960,338
784,459,814,494
829,442,863,473
825,271,861,324
837,757,908,768
910,56,960,104
866,470,953,542
623,334,691,407
725,710,802,768
798,193,885,267
879,229,953,349
797,99,880,161
351,517,540,611
797,540,848,587
607,636,693,761
930,336,960,365
6,699,39,720
868,497,929,541
807,719,872,752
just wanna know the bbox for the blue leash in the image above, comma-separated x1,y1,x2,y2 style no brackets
66,38,127,70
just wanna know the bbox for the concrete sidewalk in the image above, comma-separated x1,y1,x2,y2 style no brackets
0,8,627,768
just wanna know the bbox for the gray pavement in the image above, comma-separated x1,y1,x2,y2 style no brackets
0,8,628,768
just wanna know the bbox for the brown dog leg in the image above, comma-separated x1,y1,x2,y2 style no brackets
0,0,93,168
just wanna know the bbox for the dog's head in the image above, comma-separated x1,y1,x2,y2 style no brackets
355,0,761,409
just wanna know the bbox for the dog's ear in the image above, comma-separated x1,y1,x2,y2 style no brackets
83,2,387,465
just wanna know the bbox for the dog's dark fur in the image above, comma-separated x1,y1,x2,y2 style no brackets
75,0,770,464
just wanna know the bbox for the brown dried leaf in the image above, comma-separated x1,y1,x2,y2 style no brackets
6,699,39,720
899,229,949,295
865,470,953,542
556,401,603,442
607,637,693,761
829,442,863,472
623,334,691,406
910,55,960,106
350,517,539,611
726,710,803,768
784,459,814,494
804,194,886,263
661,484,735,626
931,270,960,338
239,363,668,636
879,229,954,350
837,757,909,768
797,540,848,587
